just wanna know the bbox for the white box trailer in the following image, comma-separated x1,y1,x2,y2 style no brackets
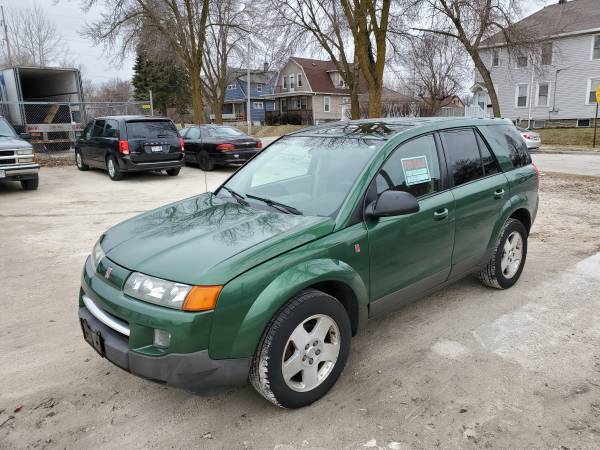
0,66,85,151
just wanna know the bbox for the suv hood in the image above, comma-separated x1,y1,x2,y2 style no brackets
0,136,32,150
101,193,334,285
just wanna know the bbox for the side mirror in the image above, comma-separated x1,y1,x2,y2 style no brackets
19,132,31,141
365,190,419,218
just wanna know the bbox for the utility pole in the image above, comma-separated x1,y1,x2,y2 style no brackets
1,5,12,66
149,89,154,116
247,41,251,135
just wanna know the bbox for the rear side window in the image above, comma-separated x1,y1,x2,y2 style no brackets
92,120,105,138
440,128,484,187
186,127,201,140
375,134,442,198
103,119,120,138
484,124,532,169
476,133,501,176
126,120,178,139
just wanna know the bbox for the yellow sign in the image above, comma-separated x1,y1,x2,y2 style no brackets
596,86,600,103
142,104,151,109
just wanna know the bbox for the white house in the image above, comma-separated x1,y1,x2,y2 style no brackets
472,0,600,128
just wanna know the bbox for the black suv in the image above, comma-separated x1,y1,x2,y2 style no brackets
75,116,184,180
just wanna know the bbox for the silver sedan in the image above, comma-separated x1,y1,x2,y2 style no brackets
517,127,541,150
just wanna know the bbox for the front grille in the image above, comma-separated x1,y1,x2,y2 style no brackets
1,158,16,164
0,150,14,157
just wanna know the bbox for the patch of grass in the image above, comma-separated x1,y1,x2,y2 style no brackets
234,124,307,137
537,127,600,147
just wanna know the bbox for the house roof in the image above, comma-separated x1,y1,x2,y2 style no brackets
290,57,352,94
483,0,600,47
238,71,277,85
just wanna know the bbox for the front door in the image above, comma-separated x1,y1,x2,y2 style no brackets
438,128,509,276
367,134,455,312
89,119,106,165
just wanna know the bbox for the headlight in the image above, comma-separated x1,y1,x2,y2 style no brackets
90,240,105,273
124,272,222,311
16,148,33,155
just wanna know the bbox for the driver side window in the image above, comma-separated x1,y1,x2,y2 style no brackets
375,134,442,199
82,121,94,140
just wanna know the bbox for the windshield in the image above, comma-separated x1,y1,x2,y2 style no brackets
0,118,16,137
219,135,382,217
203,126,245,138
126,120,178,139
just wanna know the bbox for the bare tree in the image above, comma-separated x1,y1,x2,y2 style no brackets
402,34,468,115
414,0,534,118
82,0,210,123
86,78,132,102
267,0,361,119
1,3,71,67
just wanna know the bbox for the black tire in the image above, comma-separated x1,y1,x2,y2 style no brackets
198,150,215,171
75,150,89,171
249,289,351,409
479,218,528,289
21,175,39,191
106,155,123,181
166,167,181,176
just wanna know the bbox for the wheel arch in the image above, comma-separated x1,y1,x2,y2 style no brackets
210,258,369,360
509,207,532,234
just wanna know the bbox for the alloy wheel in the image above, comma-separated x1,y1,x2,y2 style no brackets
501,231,523,279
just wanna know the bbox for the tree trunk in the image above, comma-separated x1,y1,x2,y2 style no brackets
212,101,223,124
470,48,501,117
190,65,205,124
367,83,382,118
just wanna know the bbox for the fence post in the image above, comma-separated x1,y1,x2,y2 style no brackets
149,90,154,117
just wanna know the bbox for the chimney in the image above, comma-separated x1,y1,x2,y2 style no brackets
558,0,566,4
263,62,268,72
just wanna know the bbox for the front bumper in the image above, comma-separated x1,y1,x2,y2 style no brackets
79,305,250,390
0,163,40,181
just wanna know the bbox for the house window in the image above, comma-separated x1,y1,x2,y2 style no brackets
588,78,600,104
533,120,545,129
300,96,307,109
289,74,296,89
577,119,591,127
516,84,528,107
593,35,600,60
337,74,347,88
283,76,288,89
257,84,262,93
227,84,236,90
537,82,549,107
343,97,350,104
297,74,303,87
324,96,331,112
253,102,264,109
492,49,499,67
516,55,528,68
541,42,553,65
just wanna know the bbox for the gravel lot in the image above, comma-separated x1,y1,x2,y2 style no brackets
1,164,600,449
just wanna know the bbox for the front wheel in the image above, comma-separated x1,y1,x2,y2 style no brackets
249,289,351,408
75,150,89,171
166,167,181,176
21,175,39,190
479,218,528,289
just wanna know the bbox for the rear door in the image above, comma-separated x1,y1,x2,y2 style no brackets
439,128,509,277
367,133,455,311
101,119,120,165
126,119,181,163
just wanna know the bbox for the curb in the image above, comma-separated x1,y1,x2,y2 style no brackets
534,149,600,156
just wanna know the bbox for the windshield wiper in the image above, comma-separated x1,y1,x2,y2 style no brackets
221,186,249,206
246,194,303,215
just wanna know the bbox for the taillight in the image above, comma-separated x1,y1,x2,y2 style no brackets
216,143,235,151
118,140,129,155
256,140,263,149
532,162,540,191
523,133,532,139
179,137,185,151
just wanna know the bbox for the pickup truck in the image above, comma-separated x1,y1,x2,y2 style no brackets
0,116,39,190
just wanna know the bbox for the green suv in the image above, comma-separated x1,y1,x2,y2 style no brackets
79,118,538,408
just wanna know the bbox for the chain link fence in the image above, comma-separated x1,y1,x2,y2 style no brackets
0,100,153,159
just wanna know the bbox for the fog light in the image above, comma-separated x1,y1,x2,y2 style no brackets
153,329,171,348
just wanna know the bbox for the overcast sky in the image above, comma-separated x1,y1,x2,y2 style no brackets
3,0,557,85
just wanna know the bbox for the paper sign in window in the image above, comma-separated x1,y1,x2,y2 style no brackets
401,156,431,186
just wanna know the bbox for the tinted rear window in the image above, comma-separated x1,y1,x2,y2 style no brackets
440,128,484,187
485,124,531,169
126,121,178,139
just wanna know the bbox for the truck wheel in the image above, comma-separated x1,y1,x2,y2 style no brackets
479,218,528,289
198,151,214,171
75,150,89,171
249,289,351,408
166,167,181,176
106,156,123,181
21,175,39,191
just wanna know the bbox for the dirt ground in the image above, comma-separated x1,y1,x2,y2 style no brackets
1,165,600,449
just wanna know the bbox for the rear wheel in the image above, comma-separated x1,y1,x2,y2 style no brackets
166,167,181,176
250,289,351,408
198,150,214,171
106,155,123,181
75,150,89,171
479,218,528,289
21,175,39,191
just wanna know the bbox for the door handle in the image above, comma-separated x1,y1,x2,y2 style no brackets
433,208,449,220
494,189,505,199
